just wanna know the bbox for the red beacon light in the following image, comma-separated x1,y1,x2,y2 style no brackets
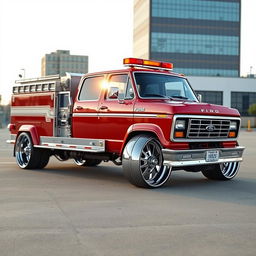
123,58,173,70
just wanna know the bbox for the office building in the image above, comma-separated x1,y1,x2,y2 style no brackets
134,0,241,77
188,76,256,125
41,50,88,76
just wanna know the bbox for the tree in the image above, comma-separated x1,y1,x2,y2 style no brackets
248,103,256,116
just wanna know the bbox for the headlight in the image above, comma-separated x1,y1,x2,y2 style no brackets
228,120,239,138
175,119,186,130
174,119,186,138
230,121,237,130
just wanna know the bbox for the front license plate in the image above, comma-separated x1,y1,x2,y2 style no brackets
205,150,219,162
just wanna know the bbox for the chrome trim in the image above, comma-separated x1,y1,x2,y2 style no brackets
171,115,241,142
162,146,245,167
15,75,60,84
72,113,159,118
164,157,243,168
100,113,133,117
35,136,105,152
11,105,55,120
73,113,98,117
134,113,158,117
187,118,230,139
34,145,103,153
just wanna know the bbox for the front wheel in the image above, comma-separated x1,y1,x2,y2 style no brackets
123,135,171,188
201,162,240,180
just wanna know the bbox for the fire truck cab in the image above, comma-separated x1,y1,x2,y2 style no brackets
8,58,245,188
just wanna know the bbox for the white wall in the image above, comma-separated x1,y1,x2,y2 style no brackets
187,76,256,107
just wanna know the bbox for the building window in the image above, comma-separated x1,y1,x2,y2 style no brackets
174,68,238,77
151,32,239,56
231,92,256,116
195,90,223,105
78,76,103,101
151,0,240,22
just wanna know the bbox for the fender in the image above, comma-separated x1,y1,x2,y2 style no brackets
120,123,170,153
17,125,40,145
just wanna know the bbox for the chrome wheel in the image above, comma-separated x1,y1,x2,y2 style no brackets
15,132,49,169
123,135,171,188
201,161,240,180
221,162,240,179
16,133,32,168
140,140,170,186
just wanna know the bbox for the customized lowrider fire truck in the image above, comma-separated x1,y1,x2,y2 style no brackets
7,58,245,188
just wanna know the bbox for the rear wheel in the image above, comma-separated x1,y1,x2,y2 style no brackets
201,162,240,180
123,135,171,188
15,132,49,169
73,158,102,167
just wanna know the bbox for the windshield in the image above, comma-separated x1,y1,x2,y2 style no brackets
134,72,198,101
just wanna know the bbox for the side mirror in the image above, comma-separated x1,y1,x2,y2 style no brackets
127,88,134,99
108,87,119,99
197,94,202,102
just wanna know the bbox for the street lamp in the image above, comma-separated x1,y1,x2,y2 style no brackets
19,68,26,79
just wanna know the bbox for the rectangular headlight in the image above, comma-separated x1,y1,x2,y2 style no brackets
175,119,186,130
230,121,237,131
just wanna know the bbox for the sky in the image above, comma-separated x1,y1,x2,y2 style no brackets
0,0,255,104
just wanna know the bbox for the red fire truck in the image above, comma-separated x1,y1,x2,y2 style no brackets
7,58,245,188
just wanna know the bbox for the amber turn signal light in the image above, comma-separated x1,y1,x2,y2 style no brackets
228,131,236,138
175,131,185,138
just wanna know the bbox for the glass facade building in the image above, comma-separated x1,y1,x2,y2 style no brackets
134,0,241,77
231,92,256,116
195,90,223,105
41,50,88,76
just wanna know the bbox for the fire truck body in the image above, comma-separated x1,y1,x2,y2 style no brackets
8,58,245,188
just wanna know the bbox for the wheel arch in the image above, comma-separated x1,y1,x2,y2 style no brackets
120,123,169,156
16,125,40,146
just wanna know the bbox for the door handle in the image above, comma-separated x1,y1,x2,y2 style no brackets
76,106,83,110
99,106,108,110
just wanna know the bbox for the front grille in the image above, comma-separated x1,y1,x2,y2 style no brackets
187,119,231,139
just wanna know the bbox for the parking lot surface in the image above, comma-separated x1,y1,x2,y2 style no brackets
0,128,255,256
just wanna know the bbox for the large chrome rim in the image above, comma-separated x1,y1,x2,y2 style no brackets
16,134,32,168
221,162,240,179
139,140,170,187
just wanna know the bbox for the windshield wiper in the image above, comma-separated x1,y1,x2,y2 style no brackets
143,93,168,99
169,95,188,100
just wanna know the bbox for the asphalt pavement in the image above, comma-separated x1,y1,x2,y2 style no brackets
0,128,255,256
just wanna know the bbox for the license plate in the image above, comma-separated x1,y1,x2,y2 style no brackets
205,150,219,162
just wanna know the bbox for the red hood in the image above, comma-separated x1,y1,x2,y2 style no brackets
135,100,240,117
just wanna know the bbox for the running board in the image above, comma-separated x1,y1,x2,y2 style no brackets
34,136,105,152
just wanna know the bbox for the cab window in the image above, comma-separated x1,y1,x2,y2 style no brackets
79,76,103,101
107,74,134,100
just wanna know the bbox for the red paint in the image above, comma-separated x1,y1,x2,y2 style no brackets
10,62,241,156
18,125,40,145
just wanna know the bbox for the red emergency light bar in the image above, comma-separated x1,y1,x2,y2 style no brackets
123,58,173,70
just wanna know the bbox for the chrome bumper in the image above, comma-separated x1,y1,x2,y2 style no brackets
162,146,245,167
